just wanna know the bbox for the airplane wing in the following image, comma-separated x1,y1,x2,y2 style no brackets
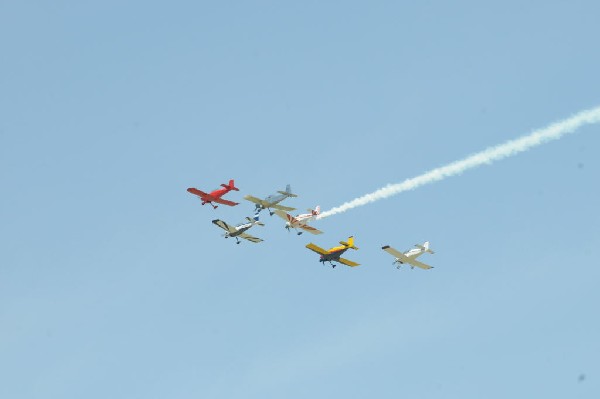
212,197,239,207
270,204,296,212
212,219,237,233
243,195,264,206
239,233,263,243
187,188,212,200
382,245,433,269
299,224,323,235
382,245,404,258
273,210,297,223
305,243,328,255
338,257,360,267
403,257,433,270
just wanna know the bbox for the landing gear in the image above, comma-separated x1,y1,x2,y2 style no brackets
285,225,302,235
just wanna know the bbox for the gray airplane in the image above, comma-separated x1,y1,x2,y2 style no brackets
212,214,264,244
243,184,298,215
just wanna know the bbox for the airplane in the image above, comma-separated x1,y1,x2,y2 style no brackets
273,206,322,235
305,236,360,268
212,213,264,244
187,179,239,209
381,241,434,270
243,184,298,215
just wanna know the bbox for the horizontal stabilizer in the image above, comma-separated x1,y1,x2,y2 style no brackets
415,241,434,254
245,217,265,226
277,191,298,197
228,179,239,191
340,236,358,250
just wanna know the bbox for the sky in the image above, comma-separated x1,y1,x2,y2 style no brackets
1,1,599,398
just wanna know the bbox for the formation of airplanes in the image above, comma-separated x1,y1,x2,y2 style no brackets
188,179,436,270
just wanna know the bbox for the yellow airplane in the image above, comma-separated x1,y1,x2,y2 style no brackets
305,236,360,268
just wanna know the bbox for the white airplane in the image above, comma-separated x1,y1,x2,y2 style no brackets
273,206,323,235
381,241,434,270
212,214,264,244
243,184,298,215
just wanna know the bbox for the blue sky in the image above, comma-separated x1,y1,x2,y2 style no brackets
1,1,599,398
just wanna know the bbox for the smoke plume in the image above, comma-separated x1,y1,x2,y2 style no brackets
318,106,600,219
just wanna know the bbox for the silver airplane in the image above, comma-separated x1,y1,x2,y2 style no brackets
243,184,298,215
212,214,264,244
381,241,435,269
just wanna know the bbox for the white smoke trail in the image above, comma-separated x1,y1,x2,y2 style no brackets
318,106,600,219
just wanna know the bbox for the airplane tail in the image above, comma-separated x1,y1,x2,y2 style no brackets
415,241,434,254
340,236,359,250
254,213,265,226
247,213,264,226
222,179,239,191
311,205,321,216
277,184,298,198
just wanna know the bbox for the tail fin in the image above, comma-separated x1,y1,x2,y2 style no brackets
222,179,239,191
248,213,264,226
277,184,298,197
415,241,434,254
311,205,321,216
340,236,359,250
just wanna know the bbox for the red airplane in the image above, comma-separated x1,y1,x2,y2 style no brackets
187,179,240,209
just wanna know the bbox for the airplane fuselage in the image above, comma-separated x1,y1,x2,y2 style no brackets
286,213,313,228
201,187,230,204
393,247,426,265
254,193,290,212
224,222,254,238
319,248,348,263
262,193,286,206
